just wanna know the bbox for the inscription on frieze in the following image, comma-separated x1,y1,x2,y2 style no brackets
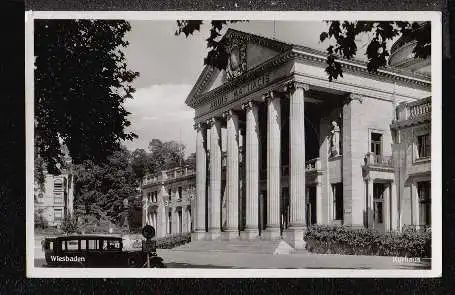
209,73,271,111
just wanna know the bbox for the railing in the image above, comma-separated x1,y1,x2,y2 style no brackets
281,158,321,177
364,153,393,168
143,167,196,186
395,97,431,121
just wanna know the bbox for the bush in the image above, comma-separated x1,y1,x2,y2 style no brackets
304,225,431,258
61,213,79,234
155,233,191,249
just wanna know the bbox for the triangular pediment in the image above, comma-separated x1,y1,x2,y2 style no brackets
186,29,291,108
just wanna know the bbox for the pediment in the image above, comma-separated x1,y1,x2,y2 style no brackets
185,29,291,108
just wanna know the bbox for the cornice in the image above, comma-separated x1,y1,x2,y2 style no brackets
186,30,431,109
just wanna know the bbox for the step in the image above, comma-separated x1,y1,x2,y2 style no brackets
172,239,301,255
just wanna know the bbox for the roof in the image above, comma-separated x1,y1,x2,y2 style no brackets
185,28,431,109
44,234,123,240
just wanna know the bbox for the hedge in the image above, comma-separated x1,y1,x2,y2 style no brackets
304,225,431,258
155,233,191,249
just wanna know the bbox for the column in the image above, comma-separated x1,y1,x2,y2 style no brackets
411,181,419,227
208,117,222,240
384,183,391,231
390,181,398,231
265,91,281,240
285,82,308,249
316,181,323,224
223,110,240,240
241,101,260,240
342,93,365,226
192,123,207,241
367,177,374,228
143,195,148,227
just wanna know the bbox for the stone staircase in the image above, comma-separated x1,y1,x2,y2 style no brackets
172,239,302,255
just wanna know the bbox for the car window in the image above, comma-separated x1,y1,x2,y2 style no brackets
67,240,79,251
88,239,99,250
102,240,121,250
80,240,87,250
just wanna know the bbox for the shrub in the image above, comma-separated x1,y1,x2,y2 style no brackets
61,213,79,234
155,233,191,249
304,225,431,258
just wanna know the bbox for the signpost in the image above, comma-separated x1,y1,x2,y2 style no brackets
141,225,156,268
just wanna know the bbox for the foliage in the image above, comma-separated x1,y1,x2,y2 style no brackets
304,225,431,258
184,152,196,170
131,148,152,181
148,139,186,171
78,215,123,234
175,20,244,71
319,21,431,81
34,209,47,229
73,146,138,226
35,19,139,175
155,233,192,249
60,212,79,234
176,20,431,81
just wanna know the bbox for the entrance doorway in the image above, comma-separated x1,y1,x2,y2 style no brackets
280,187,289,234
306,186,317,225
373,183,385,232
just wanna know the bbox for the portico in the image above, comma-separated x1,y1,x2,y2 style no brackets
185,29,431,249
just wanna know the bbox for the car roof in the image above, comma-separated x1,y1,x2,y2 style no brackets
44,235,123,241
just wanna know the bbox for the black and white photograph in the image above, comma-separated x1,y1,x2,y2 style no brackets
26,12,441,277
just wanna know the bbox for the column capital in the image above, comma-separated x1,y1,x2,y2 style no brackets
284,81,310,94
241,100,258,111
193,122,206,131
222,109,238,120
206,117,221,127
345,93,364,104
263,90,281,103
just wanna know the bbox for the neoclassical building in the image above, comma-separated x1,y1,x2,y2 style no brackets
34,148,74,228
185,29,432,249
142,166,196,238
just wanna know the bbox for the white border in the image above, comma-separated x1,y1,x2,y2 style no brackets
26,11,442,278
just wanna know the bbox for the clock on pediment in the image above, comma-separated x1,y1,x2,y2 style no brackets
226,38,247,80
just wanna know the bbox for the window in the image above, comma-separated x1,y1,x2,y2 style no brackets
417,134,431,159
54,179,64,204
154,191,158,203
80,240,87,250
178,187,183,200
102,240,121,251
418,181,431,226
371,132,382,156
54,209,63,221
88,240,99,250
168,189,172,201
168,211,172,234
66,240,79,251
332,183,343,220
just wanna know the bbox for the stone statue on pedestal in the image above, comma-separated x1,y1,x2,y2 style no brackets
330,121,340,157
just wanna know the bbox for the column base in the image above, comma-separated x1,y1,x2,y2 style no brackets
221,230,239,241
240,228,259,240
284,227,306,250
263,227,281,240
191,231,207,241
207,229,221,240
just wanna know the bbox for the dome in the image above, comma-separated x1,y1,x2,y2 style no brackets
388,26,431,75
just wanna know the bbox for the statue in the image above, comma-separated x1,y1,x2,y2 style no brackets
330,121,340,157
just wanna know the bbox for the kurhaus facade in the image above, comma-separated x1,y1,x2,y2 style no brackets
142,166,196,238
185,29,432,249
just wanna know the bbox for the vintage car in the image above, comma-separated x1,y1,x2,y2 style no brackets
42,234,165,268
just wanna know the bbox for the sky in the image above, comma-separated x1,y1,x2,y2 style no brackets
120,20,369,156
